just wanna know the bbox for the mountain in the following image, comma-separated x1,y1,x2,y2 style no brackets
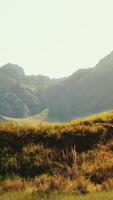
0,51,113,121
37,51,113,121
0,63,25,79
0,115,6,122
0,63,64,118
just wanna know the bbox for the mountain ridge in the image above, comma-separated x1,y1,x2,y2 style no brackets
0,51,113,121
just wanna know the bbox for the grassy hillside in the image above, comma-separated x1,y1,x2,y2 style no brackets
0,110,113,195
3,109,50,124
0,191,113,200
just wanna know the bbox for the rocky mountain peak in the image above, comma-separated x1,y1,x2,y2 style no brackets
0,63,25,79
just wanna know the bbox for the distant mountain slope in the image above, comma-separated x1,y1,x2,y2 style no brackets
0,63,64,118
0,63,25,79
0,115,6,122
1,51,113,121
38,51,113,121
4,109,49,124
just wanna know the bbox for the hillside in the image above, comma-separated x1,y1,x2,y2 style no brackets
4,109,50,124
39,51,113,121
0,111,113,193
1,51,113,121
0,115,6,122
0,63,63,118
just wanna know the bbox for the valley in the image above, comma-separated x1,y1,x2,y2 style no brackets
1,51,113,122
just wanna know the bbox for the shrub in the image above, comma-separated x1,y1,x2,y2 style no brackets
102,178,113,191
1,177,26,192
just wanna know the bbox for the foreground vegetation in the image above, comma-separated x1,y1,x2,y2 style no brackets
0,111,113,196
0,191,113,200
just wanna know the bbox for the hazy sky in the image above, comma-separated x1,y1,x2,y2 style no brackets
0,0,113,78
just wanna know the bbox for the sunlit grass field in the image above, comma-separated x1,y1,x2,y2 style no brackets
1,110,113,199
0,191,113,200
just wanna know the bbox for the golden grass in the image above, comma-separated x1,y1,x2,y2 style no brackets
0,110,113,193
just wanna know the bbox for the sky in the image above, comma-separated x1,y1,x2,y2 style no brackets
0,0,113,78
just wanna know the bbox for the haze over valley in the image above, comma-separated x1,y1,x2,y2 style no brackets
1,51,113,122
